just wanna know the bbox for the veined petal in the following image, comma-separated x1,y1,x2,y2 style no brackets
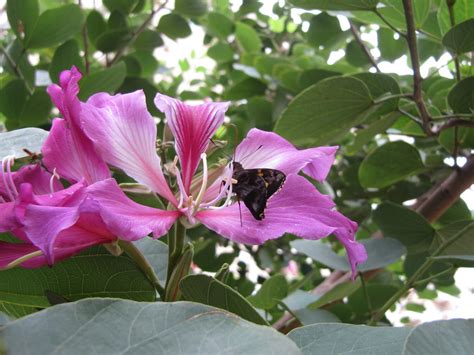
155,93,229,192
196,174,366,278
81,91,176,205
235,129,338,181
0,202,17,232
46,67,110,184
86,179,180,240
0,242,40,269
43,119,110,184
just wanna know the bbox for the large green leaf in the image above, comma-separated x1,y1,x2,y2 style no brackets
275,77,373,146
207,12,234,39
157,13,191,39
404,319,474,354
373,202,435,254
305,12,345,48
442,18,474,54
448,76,474,114
438,0,474,35
134,238,168,286
248,274,288,310
78,62,126,100
133,30,164,51
0,128,49,160
208,42,235,63
359,141,424,189
6,0,39,42
294,309,341,325
288,0,379,11
26,4,84,49
0,246,155,318
377,27,406,61
179,274,268,325
288,323,410,354
175,0,208,17
103,0,139,13
291,238,406,272
235,22,262,53
430,221,474,265
224,78,266,100
0,299,299,354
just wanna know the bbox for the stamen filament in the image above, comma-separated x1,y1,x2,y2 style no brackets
193,153,209,213
1,156,18,201
49,168,60,195
5,250,43,270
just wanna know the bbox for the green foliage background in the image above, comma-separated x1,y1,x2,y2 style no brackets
1,0,473,353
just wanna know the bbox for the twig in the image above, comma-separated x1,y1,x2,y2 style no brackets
368,222,474,325
349,21,380,72
108,0,168,66
447,0,461,81
435,119,474,133
359,272,373,315
78,0,90,74
373,8,406,38
0,46,34,95
432,113,474,120
402,0,433,135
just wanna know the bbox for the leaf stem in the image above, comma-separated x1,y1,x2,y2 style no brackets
412,265,455,286
0,46,34,95
349,21,380,72
119,240,165,299
368,222,473,325
359,272,373,315
373,93,412,104
373,8,406,38
166,221,186,289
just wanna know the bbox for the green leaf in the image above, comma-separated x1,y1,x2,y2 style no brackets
246,96,273,130
373,202,435,254
288,323,410,354
0,40,35,87
305,12,345,48
224,78,266,100
345,40,372,67
404,319,474,354
175,0,208,17
358,141,424,189
134,29,163,51
294,309,341,325
309,280,362,309
288,0,379,11
207,42,234,63
0,299,299,354
103,0,139,13
96,29,133,53
448,76,474,114
207,12,234,39
438,199,472,225
430,221,474,265
108,10,128,29
442,18,474,54
134,238,168,286
78,62,126,100
235,21,262,53
248,274,288,310
377,27,406,61
49,39,84,82
0,128,49,160
348,284,399,314
275,77,373,146
86,10,107,44
438,0,474,35
439,127,474,153
157,13,191,39
0,312,10,326
291,238,406,272
0,80,28,122
179,274,268,325
298,69,340,91
0,246,155,318
26,4,84,49
6,0,39,42
347,112,399,155
19,88,52,127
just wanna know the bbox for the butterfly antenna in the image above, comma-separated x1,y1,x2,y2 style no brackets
238,200,243,227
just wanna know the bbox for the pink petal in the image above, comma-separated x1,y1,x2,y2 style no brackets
46,66,110,184
0,202,17,232
196,174,366,278
13,164,63,195
155,93,229,192
43,118,110,184
0,242,40,269
86,178,180,240
235,129,338,181
81,90,176,205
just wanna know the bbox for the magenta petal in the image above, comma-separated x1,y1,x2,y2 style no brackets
196,174,366,278
235,129,338,181
0,242,40,269
155,93,229,192
0,202,18,232
43,119,109,184
86,179,180,240
81,90,176,205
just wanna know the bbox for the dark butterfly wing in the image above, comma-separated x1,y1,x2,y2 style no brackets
232,168,286,220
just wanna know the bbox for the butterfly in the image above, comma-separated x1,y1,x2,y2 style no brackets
231,161,286,221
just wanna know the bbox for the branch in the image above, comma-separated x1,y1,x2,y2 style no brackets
402,0,433,135
415,154,474,222
349,21,380,72
447,0,461,81
108,0,168,66
435,119,474,133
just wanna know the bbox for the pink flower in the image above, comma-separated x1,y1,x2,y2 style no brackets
79,90,367,278
0,67,179,268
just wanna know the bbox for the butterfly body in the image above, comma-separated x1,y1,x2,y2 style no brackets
231,162,286,220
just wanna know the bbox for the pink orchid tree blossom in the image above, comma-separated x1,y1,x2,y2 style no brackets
78,89,367,278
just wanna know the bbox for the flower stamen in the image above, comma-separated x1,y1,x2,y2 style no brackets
1,155,18,201
193,153,208,214
49,168,60,195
